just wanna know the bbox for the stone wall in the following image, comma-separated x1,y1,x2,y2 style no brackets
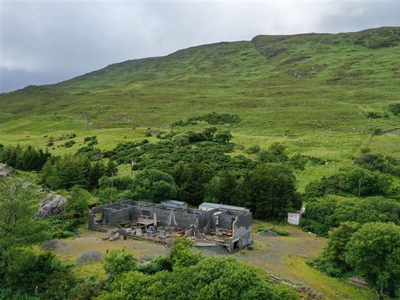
232,211,253,250
88,200,253,252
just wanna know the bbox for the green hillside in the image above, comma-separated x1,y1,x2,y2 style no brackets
1,27,400,165
2,27,400,299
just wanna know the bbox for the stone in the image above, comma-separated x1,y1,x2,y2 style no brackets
0,163,13,177
36,193,67,218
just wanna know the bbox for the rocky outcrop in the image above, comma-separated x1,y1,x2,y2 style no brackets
36,193,67,218
0,163,13,177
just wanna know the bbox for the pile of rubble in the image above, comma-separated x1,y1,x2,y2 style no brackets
101,225,182,246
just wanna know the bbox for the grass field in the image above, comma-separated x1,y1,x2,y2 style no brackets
2,28,400,190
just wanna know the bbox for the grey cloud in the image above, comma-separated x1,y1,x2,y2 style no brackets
1,1,400,93
318,2,400,33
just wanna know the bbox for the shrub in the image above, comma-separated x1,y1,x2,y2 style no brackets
366,111,381,119
389,103,400,115
246,145,260,154
64,140,76,148
271,228,290,236
257,225,270,232
135,257,171,274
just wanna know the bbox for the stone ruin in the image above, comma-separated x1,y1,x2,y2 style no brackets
89,199,253,253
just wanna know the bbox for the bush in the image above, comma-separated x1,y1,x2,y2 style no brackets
64,140,76,148
271,228,290,236
389,103,400,115
246,145,261,154
366,111,381,119
306,258,342,277
257,225,270,232
135,257,171,274
103,249,136,278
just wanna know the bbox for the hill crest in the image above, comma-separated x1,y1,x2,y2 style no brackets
1,26,400,151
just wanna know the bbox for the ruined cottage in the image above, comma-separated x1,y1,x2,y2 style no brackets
88,199,253,252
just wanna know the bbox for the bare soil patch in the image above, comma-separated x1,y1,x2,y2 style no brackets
45,230,169,262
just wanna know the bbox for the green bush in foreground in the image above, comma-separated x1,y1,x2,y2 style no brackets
97,239,298,300
271,228,290,236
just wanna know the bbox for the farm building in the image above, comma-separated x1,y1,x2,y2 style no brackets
88,200,253,252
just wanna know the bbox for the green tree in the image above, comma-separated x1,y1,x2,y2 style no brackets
133,169,177,201
99,175,134,191
0,178,48,250
86,161,106,191
41,158,62,190
301,196,400,236
0,145,50,172
97,257,298,300
2,247,77,299
213,130,232,143
65,186,91,220
202,126,218,140
300,196,339,236
339,167,391,196
96,187,120,205
235,164,301,219
305,167,392,198
5,248,57,294
168,238,201,269
320,221,361,276
103,249,136,279
257,142,289,163
205,171,238,205
345,222,400,299
106,159,118,177
42,154,87,190
174,164,212,206
59,155,88,189
354,153,398,175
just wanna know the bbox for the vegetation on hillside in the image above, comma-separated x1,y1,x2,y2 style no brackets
1,27,400,298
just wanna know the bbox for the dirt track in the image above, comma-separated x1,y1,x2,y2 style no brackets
42,230,169,262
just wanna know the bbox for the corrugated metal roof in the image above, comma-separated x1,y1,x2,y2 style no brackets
199,202,249,212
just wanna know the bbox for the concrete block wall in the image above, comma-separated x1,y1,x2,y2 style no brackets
219,213,236,230
128,204,199,229
88,200,253,252
233,212,253,249
109,207,131,226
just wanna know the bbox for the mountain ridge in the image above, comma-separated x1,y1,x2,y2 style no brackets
1,26,400,161
5,26,398,94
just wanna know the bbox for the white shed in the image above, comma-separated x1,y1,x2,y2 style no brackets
287,207,305,226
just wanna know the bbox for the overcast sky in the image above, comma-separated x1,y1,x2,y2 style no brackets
1,1,400,93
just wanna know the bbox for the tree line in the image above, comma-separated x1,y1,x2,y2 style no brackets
300,148,400,298
3,129,400,298
308,221,400,299
1,133,310,220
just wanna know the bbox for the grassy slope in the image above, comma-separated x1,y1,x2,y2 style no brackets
2,27,400,186
2,27,399,298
